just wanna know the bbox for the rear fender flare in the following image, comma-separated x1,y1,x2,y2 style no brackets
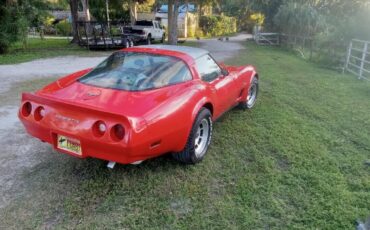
240,66,258,101
191,98,213,124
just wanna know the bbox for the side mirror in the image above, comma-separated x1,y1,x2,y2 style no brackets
221,69,229,76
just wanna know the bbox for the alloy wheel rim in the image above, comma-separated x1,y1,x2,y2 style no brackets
194,118,210,158
247,83,257,107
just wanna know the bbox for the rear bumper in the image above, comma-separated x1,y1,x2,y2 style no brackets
20,116,156,164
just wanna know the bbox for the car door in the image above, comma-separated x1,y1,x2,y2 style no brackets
195,54,237,117
153,22,160,40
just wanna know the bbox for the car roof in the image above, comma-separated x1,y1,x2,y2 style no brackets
137,45,209,59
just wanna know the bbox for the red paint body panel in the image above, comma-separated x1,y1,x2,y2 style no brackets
19,47,258,164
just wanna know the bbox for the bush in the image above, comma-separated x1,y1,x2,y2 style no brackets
55,20,72,36
274,3,325,38
199,15,237,37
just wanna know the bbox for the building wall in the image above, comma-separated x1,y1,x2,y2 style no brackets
154,12,198,38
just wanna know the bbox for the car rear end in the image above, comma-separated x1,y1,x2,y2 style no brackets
18,92,148,164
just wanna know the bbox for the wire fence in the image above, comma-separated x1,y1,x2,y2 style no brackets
254,33,350,72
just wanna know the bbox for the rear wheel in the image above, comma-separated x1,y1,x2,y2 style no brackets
239,77,258,109
172,108,212,164
124,39,130,48
146,35,151,45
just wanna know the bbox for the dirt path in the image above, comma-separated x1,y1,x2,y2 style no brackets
0,56,106,94
0,34,249,209
197,33,250,61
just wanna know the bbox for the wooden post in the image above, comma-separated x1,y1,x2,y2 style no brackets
345,40,353,74
92,23,97,47
84,22,90,50
359,42,368,79
309,38,313,61
102,23,107,49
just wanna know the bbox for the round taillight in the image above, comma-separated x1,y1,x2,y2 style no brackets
110,124,125,141
34,106,45,121
21,102,32,117
92,120,106,137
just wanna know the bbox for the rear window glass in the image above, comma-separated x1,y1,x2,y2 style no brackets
78,52,192,91
135,21,153,26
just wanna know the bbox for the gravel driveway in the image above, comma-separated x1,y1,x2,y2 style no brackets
0,34,249,209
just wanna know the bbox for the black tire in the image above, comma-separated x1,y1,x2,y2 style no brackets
123,38,130,48
146,35,151,45
239,77,259,109
172,108,213,164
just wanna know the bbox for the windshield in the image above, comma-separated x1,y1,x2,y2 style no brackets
78,52,192,91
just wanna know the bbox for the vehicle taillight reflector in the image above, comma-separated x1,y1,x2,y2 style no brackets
22,102,32,117
111,124,125,141
92,120,106,137
34,106,45,121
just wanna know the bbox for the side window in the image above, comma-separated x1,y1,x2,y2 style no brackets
154,22,158,28
195,55,222,82
142,59,192,89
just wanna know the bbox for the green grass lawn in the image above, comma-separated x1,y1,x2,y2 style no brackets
0,38,106,65
1,43,369,229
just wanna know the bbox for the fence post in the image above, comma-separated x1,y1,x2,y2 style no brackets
344,40,353,74
359,42,368,79
83,22,90,50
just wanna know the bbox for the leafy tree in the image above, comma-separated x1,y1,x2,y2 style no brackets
0,0,48,53
274,2,325,38
250,0,286,29
89,0,130,21
0,1,19,53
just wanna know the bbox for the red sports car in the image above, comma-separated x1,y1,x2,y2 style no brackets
19,45,259,167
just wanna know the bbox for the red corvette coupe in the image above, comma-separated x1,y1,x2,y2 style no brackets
19,45,258,166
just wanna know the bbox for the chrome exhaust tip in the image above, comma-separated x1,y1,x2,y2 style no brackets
107,161,116,169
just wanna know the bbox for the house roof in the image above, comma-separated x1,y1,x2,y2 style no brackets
138,45,208,59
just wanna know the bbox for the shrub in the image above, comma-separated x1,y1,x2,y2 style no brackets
55,20,72,36
199,15,237,37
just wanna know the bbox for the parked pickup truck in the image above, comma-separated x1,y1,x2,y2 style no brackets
124,20,166,45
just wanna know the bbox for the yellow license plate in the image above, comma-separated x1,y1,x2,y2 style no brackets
57,135,82,155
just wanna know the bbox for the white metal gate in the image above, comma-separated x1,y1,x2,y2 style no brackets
345,39,370,80
254,33,280,46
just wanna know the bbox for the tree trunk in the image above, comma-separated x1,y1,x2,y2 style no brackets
81,0,91,21
129,0,137,25
168,0,179,45
184,0,188,38
105,0,110,25
69,0,79,43
198,2,202,21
